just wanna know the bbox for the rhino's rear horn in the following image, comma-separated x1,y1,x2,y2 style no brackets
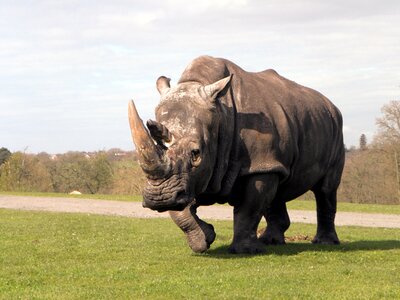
147,120,172,147
128,100,170,177
204,75,232,100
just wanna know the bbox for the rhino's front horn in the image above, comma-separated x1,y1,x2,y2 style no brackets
128,100,170,177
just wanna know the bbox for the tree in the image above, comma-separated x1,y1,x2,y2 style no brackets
0,152,53,192
85,152,113,194
374,100,400,203
110,160,146,195
375,101,400,149
0,147,11,165
338,149,398,204
359,134,367,150
48,151,114,194
49,152,91,193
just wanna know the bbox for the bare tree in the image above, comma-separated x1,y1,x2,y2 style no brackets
374,100,400,203
375,101,400,148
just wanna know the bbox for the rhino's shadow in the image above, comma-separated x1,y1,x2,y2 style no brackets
202,240,400,259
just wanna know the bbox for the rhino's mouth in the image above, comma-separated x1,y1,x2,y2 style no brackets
142,174,192,212
143,190,192,212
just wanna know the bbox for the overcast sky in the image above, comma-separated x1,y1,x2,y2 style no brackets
1,0,399,153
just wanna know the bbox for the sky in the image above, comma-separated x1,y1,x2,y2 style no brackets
1,0,399,153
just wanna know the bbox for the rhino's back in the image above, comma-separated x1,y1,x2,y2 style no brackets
233,64,344,199
180,56,344,200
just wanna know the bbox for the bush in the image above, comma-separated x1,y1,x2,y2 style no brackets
109,160,146,195
338,149,398,204
0,152,53,192
0,150,146,196
0,147,11,166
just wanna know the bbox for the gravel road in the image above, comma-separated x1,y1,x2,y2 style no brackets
0,195,399,228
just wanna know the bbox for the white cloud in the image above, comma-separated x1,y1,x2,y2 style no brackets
97,10,164,28
0,0,399,152
164,0,248,13
342,125,352,133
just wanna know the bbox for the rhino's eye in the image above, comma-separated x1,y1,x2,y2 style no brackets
191,149,201,166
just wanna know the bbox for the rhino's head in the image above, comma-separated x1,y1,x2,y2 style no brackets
129,75,231,212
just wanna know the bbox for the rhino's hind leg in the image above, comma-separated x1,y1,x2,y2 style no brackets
259,201,290,245
312,185,340,245
229,174,279,254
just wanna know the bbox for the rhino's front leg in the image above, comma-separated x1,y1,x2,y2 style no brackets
229,173,279,254
259,201,290,245
169,201,216,253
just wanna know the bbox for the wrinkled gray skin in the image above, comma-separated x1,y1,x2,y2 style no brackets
129,56,345,254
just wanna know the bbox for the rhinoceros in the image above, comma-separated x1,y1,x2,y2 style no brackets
128,56,345,254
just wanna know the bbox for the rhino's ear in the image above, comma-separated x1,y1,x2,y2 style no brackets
156,76,171,96
146,119,172,147
204,74,232,100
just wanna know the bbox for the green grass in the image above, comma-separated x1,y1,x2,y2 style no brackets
287,199,400,215
0,209,399,299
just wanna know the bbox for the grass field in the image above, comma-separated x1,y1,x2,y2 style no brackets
1,191,400,215
0,209,399,299
287,199,400,215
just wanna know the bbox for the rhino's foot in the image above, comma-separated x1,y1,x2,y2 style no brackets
169,203,216,253
228,239,266,254
199,221,216,248
312,231,340,245
187,221,216,253
258,227,286,245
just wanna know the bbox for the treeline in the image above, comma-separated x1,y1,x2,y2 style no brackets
1,100,400,204
1,146,399,204
0,149,146,195
0,146,399,204
337,147,398,204
320,100,400,205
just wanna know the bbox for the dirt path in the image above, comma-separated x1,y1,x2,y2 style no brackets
0,195,399,228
